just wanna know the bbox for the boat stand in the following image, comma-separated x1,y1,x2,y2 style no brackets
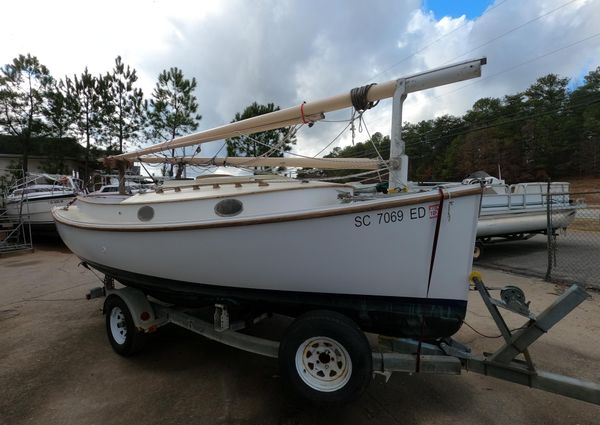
373,273,599,405
0,197,33,255
89,271,600,405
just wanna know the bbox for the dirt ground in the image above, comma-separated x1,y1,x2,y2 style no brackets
1,241,599,425
568,178,600,206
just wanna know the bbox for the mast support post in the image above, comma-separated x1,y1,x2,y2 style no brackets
388,80,408,191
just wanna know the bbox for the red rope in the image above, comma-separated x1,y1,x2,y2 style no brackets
300,102,308,124
417,187,445,373
426,188,445,297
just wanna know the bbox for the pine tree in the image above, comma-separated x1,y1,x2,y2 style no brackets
104,56,146,154
67,69,106,182
226,102,296,161
0,54,53,173
147,67,201,178
44,78,72,139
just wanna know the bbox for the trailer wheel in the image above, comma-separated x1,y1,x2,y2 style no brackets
279,310,372,404
104,296,145,356
473,241,483,261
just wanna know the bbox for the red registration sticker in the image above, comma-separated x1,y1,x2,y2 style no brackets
429,204,439,219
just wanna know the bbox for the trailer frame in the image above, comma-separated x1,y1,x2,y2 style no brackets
89,271,600,405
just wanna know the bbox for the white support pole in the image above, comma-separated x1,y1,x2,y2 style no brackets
389,80,408,190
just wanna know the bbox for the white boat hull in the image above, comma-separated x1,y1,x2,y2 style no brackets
54,183,481,337
7,196,76,226
57,196,477,299
471,180,576,238
477,207,576,238
5,173,81,229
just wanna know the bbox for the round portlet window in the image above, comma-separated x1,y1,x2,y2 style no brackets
214,198,243,217
137,206,155,222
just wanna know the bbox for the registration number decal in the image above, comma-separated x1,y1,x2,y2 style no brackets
354,206,431,228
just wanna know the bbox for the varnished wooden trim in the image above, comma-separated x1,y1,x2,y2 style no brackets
53,186,481,232
77,182,354,206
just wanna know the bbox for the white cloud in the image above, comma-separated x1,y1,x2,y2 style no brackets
1,0,599,159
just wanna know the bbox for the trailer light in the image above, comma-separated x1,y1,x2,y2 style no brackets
140,311,151,321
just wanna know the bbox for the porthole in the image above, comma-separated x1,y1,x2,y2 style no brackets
214,198,243,217
137,206,155,222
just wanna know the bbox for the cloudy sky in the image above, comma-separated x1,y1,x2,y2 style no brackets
1,0,599,161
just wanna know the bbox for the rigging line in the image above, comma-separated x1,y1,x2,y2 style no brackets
315,169,390,181
442,0,581,65
226,124,303,166
187,136,232,169
368,0,512,82
208,140,228,164
260,124,302,157
321,115,356,123
312,120,354,158
232,134,388,166
188,143,203,161
137,160,158,185
222,132,291,167
356,114,388,181
360,172,389,184
358,114,387,166
432,30,600,100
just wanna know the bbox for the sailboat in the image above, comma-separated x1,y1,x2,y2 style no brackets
53,58,486,339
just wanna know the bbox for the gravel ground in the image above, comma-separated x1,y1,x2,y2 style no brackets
1,241,599,425
477,230,600,288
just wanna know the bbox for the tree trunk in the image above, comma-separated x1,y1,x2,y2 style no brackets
22,134,30,174
169,148,174,177
85,134,90,187
119,126,123,154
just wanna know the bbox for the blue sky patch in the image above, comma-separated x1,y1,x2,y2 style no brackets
567,61,594,91
424,0,496,20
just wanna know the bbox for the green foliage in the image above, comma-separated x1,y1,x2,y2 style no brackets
0,134,82,156
44,79,72,139
103,56,146,153
0,158,23,195
0,134,104,175
147,67,201,177
66,68,107,180
0,53,53,172
225,102,296,161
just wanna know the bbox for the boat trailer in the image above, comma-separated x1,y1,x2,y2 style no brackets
88,271,600,405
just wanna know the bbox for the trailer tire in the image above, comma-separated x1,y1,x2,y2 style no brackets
473,241,483,261
279,310,372,404
104,295,146,356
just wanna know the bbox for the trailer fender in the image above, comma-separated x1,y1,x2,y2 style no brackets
104,287,164,332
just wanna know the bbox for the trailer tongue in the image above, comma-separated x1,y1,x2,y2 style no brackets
373,273,599,405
